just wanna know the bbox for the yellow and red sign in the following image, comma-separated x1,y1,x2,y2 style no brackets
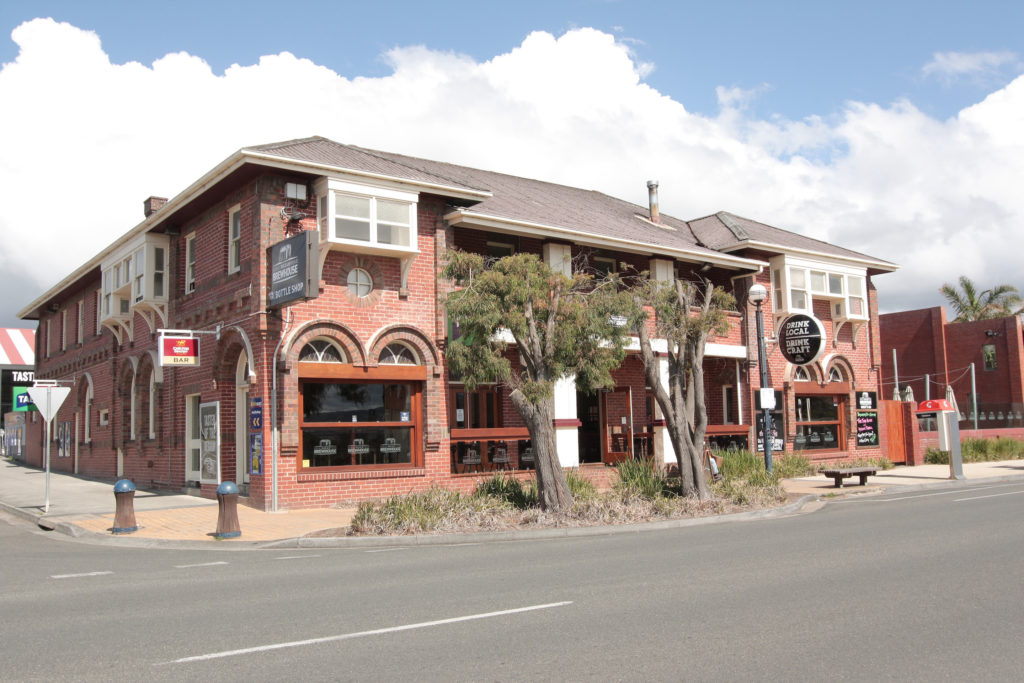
161,336,199,366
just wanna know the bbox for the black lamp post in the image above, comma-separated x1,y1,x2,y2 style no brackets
748,283,773,474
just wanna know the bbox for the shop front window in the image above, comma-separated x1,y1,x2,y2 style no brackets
300,380,418,468
793,395,843,451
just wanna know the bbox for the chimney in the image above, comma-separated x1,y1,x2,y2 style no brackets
143,196,168,218
646,180,660,223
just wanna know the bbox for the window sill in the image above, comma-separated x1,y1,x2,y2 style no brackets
297,467,425,482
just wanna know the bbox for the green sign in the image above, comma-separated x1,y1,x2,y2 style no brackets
12,387,36,412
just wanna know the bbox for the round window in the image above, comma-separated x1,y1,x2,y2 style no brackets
347,268,373,298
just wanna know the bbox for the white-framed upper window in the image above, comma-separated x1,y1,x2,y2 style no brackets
769,255,868,322
95,289,101,334
77,300,84,344
315,178,418,256
185,233,197,293
61,309,67,350
347,268,373,298
228,204,241,274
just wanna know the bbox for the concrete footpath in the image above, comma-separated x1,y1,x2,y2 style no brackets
2,457,1023,548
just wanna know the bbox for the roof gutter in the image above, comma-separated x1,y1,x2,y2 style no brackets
445,209,767,271
717,239,899,272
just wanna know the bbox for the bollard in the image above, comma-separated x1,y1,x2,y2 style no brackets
112,479,138,534
214,481,241,539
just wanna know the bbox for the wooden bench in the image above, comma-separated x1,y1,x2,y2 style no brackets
820,467,877,488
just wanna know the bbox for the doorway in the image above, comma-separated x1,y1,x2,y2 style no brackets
601,387,633,464
577,391,601,463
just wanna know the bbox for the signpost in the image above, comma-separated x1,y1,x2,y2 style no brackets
26,381,71,513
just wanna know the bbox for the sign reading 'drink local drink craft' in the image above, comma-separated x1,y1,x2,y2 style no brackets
779,314,826,366
160,335,199,366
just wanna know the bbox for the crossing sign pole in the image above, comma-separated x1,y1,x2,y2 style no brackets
27,381,72,514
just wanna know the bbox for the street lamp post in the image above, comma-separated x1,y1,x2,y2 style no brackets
748,284,773,474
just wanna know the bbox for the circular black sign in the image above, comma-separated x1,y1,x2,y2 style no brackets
779,314,825,365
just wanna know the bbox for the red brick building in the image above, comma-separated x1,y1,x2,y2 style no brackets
880,306,1024,429
19,137,897,509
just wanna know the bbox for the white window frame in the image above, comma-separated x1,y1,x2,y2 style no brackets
769,255,868,322
315,178,419,257
95,290,101,335
185,393,202,483
228,204,242,274
99,409,109,427
129,373,137,441
185,233,197,293
61,309,67,350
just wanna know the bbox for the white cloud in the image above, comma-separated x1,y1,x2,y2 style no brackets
2,18,1023,327
922,50,1019,83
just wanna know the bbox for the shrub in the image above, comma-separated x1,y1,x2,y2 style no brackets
475,473,534,509
350,487,508,535
772,453,814,478
718,449,772,481
614,458,670,500
926,437,1024,464
566,468,598,501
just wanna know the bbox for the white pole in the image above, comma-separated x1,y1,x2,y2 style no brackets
44,400,51,514
970,362,978,431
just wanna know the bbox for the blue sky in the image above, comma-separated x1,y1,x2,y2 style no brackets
1,1,1023,328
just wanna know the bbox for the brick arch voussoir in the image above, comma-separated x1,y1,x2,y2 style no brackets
369,325,440,371
288,320,366,366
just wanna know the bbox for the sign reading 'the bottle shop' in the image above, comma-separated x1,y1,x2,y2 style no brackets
779,314,825,365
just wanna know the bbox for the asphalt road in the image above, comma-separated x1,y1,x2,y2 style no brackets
2,481,1023,682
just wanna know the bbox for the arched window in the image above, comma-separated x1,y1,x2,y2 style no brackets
794,366,811,382
300,338,346,363
828,366,844,383
379,342,418,365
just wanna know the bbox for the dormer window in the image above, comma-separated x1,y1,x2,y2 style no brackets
315,178,418,257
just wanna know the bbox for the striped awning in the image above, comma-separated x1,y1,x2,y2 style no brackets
0,328,35,367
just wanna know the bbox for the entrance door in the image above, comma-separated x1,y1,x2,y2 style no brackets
601,387,633,464
882,400,908,464
185,393,202,484
577,391,602,464
235,353,250,489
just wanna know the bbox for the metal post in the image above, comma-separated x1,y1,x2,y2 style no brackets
925,373,930,401
44,414,51,514
892,348,900,399
754,300,773,474
970,362,978,432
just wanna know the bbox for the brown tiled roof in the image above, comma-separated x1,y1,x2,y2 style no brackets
247,137,894,268
688,211,897,268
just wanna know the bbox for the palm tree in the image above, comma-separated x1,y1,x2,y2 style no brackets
939,276,1023,322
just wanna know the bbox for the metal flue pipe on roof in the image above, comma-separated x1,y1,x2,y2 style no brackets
647,180,660,223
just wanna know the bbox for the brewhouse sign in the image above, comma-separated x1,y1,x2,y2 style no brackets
268,230,319,309
779,314,825,365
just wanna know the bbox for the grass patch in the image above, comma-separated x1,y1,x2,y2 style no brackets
475,472,536,509
772,453,814,478
614,458,671,500
350,487,511,535
925,436,1024,464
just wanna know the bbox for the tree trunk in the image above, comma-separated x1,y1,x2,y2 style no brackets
509,390,573,512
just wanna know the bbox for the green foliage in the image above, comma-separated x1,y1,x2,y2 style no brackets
939,276,1023,322
717,449,771,481
565,469,598,501
350,487,509,534
772,453,814,478
926,437,1024,464
614,458,671,500
443,250,631,399
475,473,536,509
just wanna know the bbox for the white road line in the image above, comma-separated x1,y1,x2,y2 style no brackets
954,490,1024,502
163,601,573,664
834,483,1017,503
174,561,229,569
274,554,321,560
51,571,113,579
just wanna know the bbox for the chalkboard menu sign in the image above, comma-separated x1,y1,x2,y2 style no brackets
856,410,879,447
